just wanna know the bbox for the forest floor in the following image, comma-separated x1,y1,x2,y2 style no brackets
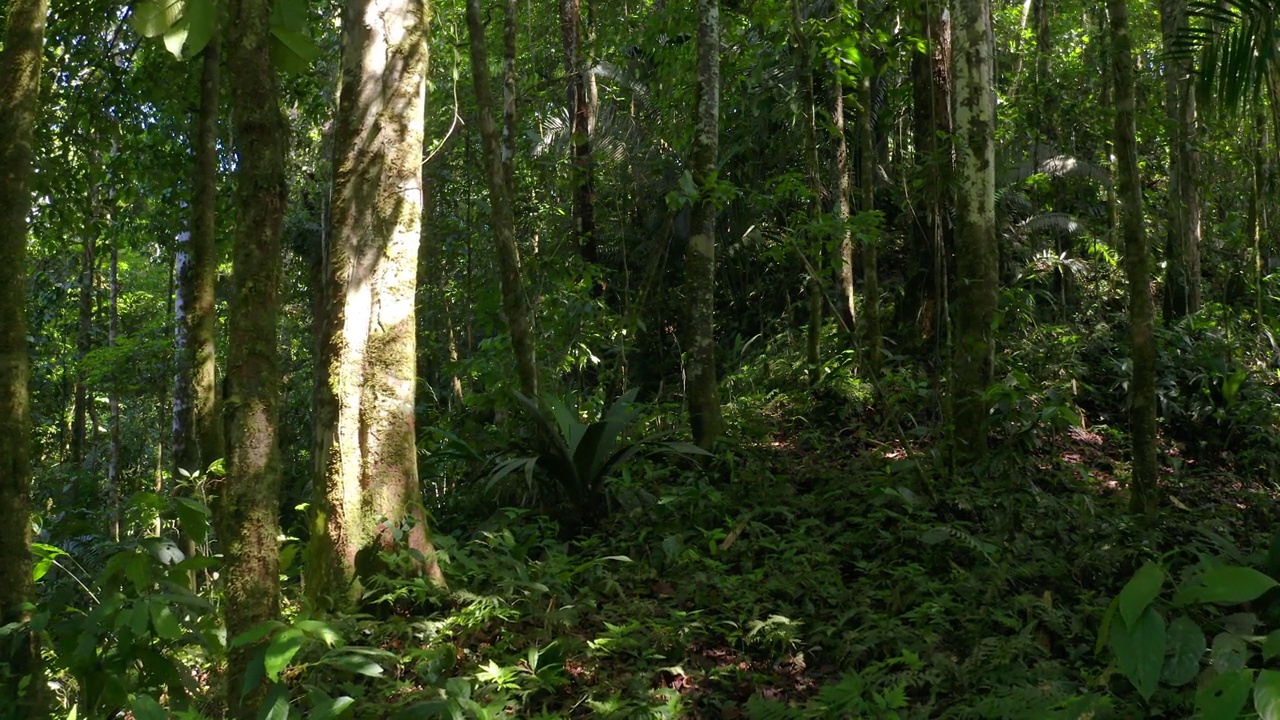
355,395,1280,719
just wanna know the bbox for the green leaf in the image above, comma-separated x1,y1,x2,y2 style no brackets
307,690,356,720
149,602,183,640
1183,565,1278,606
131,0,183,38
1196,669,1253,719
1257,670,1280,720
1119,563,1166,628
270,28,320,74
179,0,215,57
174,497,211,545
258,682,291,720
130,693,166,720
294,619,343,648
1111,606,1166,700
320,651,385,677
264,627,305,681
1163,615,1205,687
1263,630,1280,661
1211,632,1249,673
230,620,284,649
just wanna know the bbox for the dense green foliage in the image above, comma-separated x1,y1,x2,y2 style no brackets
4,0,1280,717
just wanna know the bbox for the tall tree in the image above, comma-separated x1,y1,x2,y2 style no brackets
173,39,224,481
1108,0,1159,516
216,0,289,711
465,0,540,397
685,0,724,448
951,0,998,463
1162,0,1201,319
0,0,49,714
309,0,444,604
904,2,951,347
857,50,881,368
832,75,855,333
560,0,597,264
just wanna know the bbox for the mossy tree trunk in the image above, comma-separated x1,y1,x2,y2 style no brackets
0,0,49,714
310,0,445,606
174,39,224,481
686,0,724,449
465,0,540,398
951,0,998,464
1107,0,1159,516
218,0,289,712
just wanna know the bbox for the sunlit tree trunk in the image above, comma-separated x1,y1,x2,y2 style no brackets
0,0,49,714
174,40,224,482
466,0,540,398
685,0,724,449
951,0,998,463
1162,0,1200,320
560,0,597,264
833,76,855,333
217,0,289,712
1108,0,1159,516
310,0,444,605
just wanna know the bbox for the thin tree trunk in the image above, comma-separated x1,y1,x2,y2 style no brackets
309,0,443,605
951,0,999,464
686,0,724,449
0,0,49,714
794,0,823,382
1108,0,1159,516
72,228,94,466
858,59,881,368
218,0,289,712
1162,0,1199,320
503,0,518,190
108,243,121,542
833,77,855,333
1252,109,1268,319
174,39,224,485
560,0,597,264
466,0,540,398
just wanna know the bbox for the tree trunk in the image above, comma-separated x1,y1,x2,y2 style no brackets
466,0,540,398
905,4,951,348
72,227,94,467
833,77,855,333
560,0,597,264
502,0,518,191
218,0,289,712
1108,0,1159,516
309,0,444,605
0,0,49,714
951,0,998,464
858,60,881,368
1162,0,1200,320
686,0,724,449
174,40,224,484
108,243,121,542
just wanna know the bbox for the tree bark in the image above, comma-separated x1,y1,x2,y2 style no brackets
174,39,224,483
560,0,597,264
108,243,121,542
905,3,951,348
72,227,94,466
1108,0,1159,516
0,0,49,714
1161,0,1200,320
833,76,855,333
951,0,998,463
309,0,444,605
686,0,724,449
218,0,289,712
466,0,540,398
858,59,881,368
